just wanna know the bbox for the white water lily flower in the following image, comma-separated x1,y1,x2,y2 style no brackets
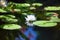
0,0,7,7
26,21,34,26
25,15,36,26
25,15,36,21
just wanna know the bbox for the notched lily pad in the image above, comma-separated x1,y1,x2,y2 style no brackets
33,21,57,27
2,24,21,30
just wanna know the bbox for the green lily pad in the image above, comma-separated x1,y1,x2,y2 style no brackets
2,24,21,30
0,15,16,19
32,3,43,6
14,9,21,12
0,15,5,18
0,9,7,13
45,12,54,16
2,18,18,23
44,6,60,10
22,13,27,15
50,18,60,22
5,18,18,23
30,7,36,10
7,15,16,18
22,3,30,7
33,21,57,27
15,3,30,8
0,15,18,23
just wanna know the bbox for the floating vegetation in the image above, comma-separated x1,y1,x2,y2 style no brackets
33,21,57,27
32,3,43,6
44,6,60,10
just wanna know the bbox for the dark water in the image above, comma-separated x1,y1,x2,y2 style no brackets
34,25,60,40
0,29,19,40
0,25,60,40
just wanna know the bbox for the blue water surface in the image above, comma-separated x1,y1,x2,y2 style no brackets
15,26,38,40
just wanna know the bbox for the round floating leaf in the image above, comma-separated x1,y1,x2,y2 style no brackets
30,7,36,10
3,17,18,23
45,12,54,16
0,15,5,18
0,9,7,13
0,15,18,23
15,3,30,8
44,6,60,10
33,21,57,27
2,24,21,30
0,15,16,19
23,3,30,7
50,17,60,22
22,13,27,15
32,3,43,6
14,9,21,12
7,15,16,18
5,18,18,23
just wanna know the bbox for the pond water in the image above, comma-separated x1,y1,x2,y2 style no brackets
15,26,38,40
0,24,60,40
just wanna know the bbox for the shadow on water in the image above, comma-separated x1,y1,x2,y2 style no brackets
34,22,60,40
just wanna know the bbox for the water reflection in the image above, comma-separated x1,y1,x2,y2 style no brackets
15,26,38,40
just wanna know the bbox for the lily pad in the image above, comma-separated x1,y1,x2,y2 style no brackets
45,12,54,16
32,3,43,6
7,15,16,18
14,9,21,12
50,18,60,22
23,3,30,7
2,18,18,23
44,6,60,10
33,21,57,27
2,24,21,30
5,18,18,23
30,7,36,10
0,9,7,13
15,3,30,8
0,15,18,23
